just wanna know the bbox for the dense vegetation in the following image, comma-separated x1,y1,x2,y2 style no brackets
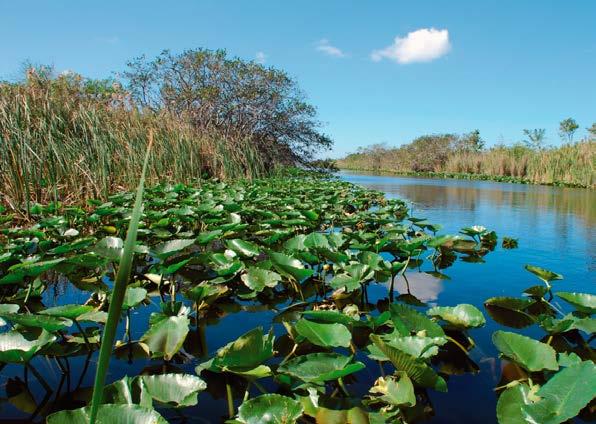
337,128,595,188
0,50,332,212
0,173,593,423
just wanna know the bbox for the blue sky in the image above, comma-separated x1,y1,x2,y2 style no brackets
2,0,595,157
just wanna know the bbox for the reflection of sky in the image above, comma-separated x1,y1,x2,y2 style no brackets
343,171,595,424
389,271,444,304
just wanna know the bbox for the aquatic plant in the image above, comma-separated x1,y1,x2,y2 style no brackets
0,174,593,423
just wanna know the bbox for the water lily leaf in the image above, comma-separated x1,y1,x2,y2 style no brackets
484,297,536,329
524,265,563,285
278,352,365,383
152,239,195,259
226,239,260,257
556,291,596,314
295,319,352,348
523,361,596,424
0,258,65,285
304,232,330,250
48,236,96,254
301,310,358,326
369,334,447,392
0,330,55,363
379,334,447,359
140,315,189,360
270,252,313,281
492,330,558,372
329,273,361,292
284,234,307,251
122,287,148,310
389,303,445,338
0,312,72,331
427,304,486,328
241,268,281,292
93,237,123,261
39,304,94,320
138,373,207,407
212,327,274,370
369,372,415,407
46,404,167,424
236,394,303,424
496,383,532,424
196,230,222,245
498,362,596,424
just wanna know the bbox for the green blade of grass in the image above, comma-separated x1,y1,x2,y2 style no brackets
88,133,154,424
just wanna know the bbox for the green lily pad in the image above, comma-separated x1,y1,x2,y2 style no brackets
492,330,558,372
525,265,563,285
140,315,189,360
46,404,167,424
295,319,352,348
0,330,56,363
226,239,260,257
427,304,486,328
369,334,447,392
241,268,281,292
236,394,303,424
556,291,596,314
278,352,365,383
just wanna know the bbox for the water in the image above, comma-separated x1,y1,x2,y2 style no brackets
1,173,594,423
341,170,595,423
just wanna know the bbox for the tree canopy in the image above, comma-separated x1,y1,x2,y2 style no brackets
123,49,332,163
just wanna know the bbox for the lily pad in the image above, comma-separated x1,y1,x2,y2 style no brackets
295,319,352,348
492,330,558,372
236,394,303,424
427,304,486,328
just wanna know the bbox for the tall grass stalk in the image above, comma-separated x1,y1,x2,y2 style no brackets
88,132,153,424
0,73,268,212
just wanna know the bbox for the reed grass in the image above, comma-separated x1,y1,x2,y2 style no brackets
337,141,595,188
88,131,153,424
0,72,270,213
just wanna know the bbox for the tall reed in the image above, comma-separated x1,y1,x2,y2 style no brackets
88,132,153,424
337,141,595,188
0,72,269,212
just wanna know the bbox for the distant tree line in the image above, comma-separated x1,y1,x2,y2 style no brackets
337,120,594,187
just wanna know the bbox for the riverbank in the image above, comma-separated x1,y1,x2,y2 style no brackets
337,167,594,189
337,138,595,189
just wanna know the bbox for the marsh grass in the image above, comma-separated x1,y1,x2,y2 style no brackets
338,141,595,188
0,72,269,213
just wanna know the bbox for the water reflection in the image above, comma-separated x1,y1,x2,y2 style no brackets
341,171,596,273
389,271,445,304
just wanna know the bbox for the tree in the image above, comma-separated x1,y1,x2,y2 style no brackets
559,118,579,143
587,122,596,141
123,49,331,164
457,129,484,152
522,128,546,150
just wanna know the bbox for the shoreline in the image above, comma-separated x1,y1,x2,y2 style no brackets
337,167,594,189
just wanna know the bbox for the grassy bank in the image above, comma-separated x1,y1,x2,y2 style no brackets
337,140,595,188
0,72,277,212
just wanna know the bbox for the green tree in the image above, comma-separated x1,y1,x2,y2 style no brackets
522,128,546,150
457,129,485,152
559,118,579,143
124,49,331,163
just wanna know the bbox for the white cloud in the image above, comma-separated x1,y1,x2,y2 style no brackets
316,39,346,58
255,51,267,64
371,28,450,64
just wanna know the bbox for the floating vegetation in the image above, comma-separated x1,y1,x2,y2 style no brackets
0,174,593,423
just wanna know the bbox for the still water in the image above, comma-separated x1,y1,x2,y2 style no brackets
2,173,594,423
341,171,595,423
